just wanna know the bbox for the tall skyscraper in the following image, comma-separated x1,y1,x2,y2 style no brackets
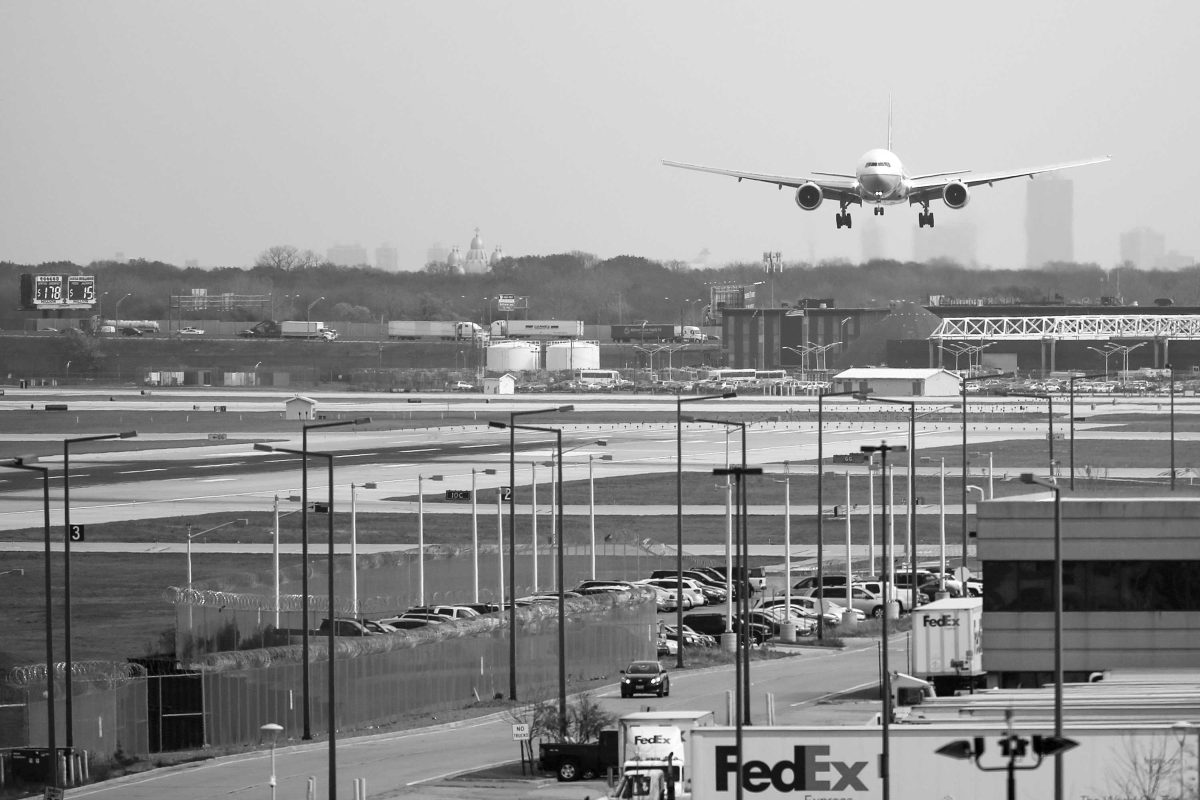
327,243,369,267
1026,176,1073,266
375,243,398,271
1119,227,1165,269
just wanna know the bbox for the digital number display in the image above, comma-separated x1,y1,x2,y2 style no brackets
34,275,63,303
67,276,96,304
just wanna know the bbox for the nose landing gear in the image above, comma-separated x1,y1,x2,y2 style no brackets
873,207,884,216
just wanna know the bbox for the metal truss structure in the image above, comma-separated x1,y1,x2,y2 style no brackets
930,315,1200,341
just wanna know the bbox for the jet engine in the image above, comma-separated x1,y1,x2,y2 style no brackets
942,181,970,209
795,183,823,211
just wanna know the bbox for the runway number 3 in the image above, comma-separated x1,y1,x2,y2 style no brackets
67,524,86,542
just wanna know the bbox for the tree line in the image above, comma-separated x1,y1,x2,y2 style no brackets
3,250,1198,327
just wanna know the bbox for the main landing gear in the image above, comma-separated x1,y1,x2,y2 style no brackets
835,202,853,229
917,203,935,228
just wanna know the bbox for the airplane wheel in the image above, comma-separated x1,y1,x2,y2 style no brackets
928,213,935,228
835,213,844,229
845,214,852,229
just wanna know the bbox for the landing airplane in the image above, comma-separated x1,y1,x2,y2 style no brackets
663,143,1109,230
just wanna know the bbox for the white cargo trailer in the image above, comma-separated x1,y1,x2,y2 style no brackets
910,597,985,694
491,319,585,339
387,320,487,342
688,724,1194,800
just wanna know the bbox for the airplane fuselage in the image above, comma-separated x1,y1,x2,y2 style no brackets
856,148,908,205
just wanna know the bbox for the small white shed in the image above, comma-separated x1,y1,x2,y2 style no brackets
483,374,517,395
832,368,961,397
285,394,318,420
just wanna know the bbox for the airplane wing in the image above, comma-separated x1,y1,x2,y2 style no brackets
662,159,861,206
908,156,1110,204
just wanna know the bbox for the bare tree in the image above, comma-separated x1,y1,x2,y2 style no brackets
255,245,300,270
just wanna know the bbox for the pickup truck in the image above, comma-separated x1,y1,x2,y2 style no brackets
538,729,618,781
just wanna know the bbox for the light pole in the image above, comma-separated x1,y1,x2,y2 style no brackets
494,421,569,738
694,418,749,723
1009,391,1056,477
676,390,736,666
274,416,368,741
921,456,947,596
861,440,906,800
1019,472,1067,800
713,462,763,796
472,468,497,601
936,709,1078,800
305,296,325,321
63,430,137,747
970,451,994,498
349,482,378,616
261,722,282,800
1168,363,1177,490
859,396,918,614
490,405,574,702
1067,372,1106,490
185,519,249,588
254,442,343,799
589,453,613,579
1086,343,1121,382
0,457,56,788
417,472,444,604
818,390,859,640
113,292,132,322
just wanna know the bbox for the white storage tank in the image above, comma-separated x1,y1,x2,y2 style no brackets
486,340,541,374
545,340,599,372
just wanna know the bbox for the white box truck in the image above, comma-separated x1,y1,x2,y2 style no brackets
280,320,338,340
910,597,984,694
387,320,487,342
605,710,715,800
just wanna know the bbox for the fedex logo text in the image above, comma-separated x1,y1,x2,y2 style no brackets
922,614,961,628
714,745,869,792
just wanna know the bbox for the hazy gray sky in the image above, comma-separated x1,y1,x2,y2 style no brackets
2,2,1195,271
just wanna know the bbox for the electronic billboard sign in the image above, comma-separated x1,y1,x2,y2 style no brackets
21,274,96,309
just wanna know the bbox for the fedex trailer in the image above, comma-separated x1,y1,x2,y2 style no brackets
687,724,1194,799
910,597,985,695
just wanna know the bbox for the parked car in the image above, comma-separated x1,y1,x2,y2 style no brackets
620,660,671,698
684,612,773,644
711,565,768,594
791,574,860,592
797,586,887,618
758,596,847,626
317,618,379,637
406,605,481,619
642,578,706,608
659,623,717,648
656,637,678,657
398,612,455,624
176,327,205,336
375,616,432,631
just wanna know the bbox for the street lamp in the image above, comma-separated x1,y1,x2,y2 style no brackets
495,421,569,738
63,430,137,747
260,722,283,800
472,468,498,601
921,456,947,596
713,461,763,795
861,440,906,800
266,416,368,742
858,396,918,615
1168,362,1177,491
589,453,613,579
0,456,56,788
305,296,325,321
417,473,444,605
935,710,1078,800
1019,472,1068,800
254,441,343,800
817,390,860,640
489,405,574,702
694,418,750,726
1008,391,1056,477
1086,343,1121,382
349,482,379,616
113,292,132,322
1066,373,1106,490
185,519,249,588
969,451,995,498
676,391,736,666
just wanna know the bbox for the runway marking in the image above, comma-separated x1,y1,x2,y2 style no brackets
199,477,239,483
398,448,439,453
192,462,246,469
789,680,877,707
459,444,496,449
117,468,167,475
378,463,418,469
406,756,516,786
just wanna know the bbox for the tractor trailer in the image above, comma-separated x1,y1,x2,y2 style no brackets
610,324,708,343
387,320,488,342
